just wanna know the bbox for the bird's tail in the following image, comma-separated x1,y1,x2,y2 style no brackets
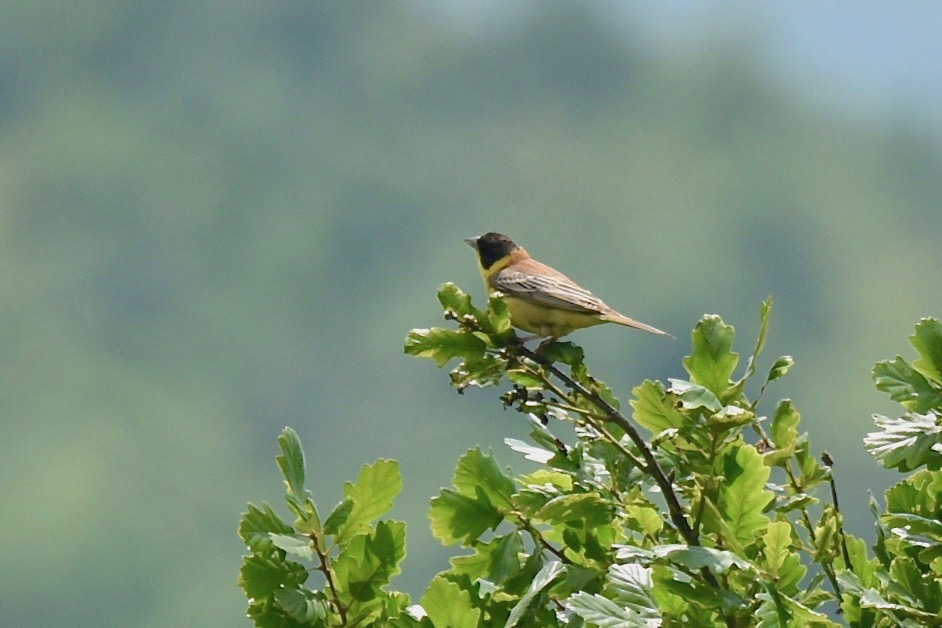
601,312,674,338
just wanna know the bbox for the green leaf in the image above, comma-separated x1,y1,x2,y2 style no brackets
766,355,794,384
505,438,555,464
812,506,839,562
761,521,793,576
452,448,515,510
911,318,942,384
669,379,722,413
239,554,307,600
449,353,507,390
738,297,773,385
323,498,354,536
873,356,942,413
864,412,942,472
717,444,773,547
419,577,481,628
567,592,648,627
684,314,739,398
626,504,663,537
245,600,309,628
277,427,307,498
507,369,544,389
756,588,839,628
429,489,502,545
506,560,565,627
269,533,314,561
838,571,942,624
333,521,406,603
536,492,613,528
654,544,755,575
706,405,755,433
653,564,744,612
770,399,800,450
274,587,329,623
240,503,294,553
486,292,514,335
450,532,523,583
438,282,477,317
335,460,402,544
885,468,942,517
541,341,585,367
606,564,659,620
630,380,686,434
404,328,486,367
843,533,877,587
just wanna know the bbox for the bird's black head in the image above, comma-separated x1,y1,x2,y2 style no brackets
466,232,520,270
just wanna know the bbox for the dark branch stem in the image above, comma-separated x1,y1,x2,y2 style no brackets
515,345,699,548
310,534,347,624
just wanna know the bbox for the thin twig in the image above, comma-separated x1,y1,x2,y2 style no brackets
822,452,852,568
755,423,843,599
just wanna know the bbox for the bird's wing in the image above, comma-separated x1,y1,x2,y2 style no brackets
491,268,609,314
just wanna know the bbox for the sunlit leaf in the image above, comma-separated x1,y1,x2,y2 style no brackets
419,577,481,628
684,315,739,398
335,460,402,544
505,438,555,464
404,327,486,367
864,412,942,472
450,532,523,583
606,563,659,619
761,521,793,576
567,592,655,627
429,489,502,545
717,444,773,546
631,380,686,434
333,521,406,602
452,448,515,510
770,399,800,450
535,492,612,527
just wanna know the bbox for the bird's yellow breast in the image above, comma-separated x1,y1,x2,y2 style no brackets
502,295,605,337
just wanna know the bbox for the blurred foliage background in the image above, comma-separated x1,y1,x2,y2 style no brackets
3,2,942,625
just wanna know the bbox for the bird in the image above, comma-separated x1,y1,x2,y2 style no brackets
465,232,671,342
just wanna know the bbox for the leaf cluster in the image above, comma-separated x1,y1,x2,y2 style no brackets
848,318,942,625
239,429,413,626
240,285,942,626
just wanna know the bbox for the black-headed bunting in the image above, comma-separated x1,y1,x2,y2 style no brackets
465,232,671,342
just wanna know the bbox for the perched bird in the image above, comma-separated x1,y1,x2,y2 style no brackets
465,232,671,341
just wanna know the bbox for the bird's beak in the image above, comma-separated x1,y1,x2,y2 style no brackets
464,237,478,249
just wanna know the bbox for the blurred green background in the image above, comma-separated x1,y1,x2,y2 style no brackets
4,2,942,625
